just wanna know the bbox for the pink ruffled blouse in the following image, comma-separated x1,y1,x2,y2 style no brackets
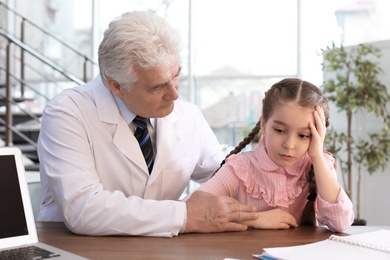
197,139,354,232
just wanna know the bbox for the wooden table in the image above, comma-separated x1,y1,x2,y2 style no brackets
36,222,385,260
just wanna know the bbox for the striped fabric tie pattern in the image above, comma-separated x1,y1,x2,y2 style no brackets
133,116,154,174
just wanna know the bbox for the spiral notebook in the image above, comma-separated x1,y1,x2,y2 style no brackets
254,229,390,260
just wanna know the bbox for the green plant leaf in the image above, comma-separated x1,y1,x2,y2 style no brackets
321,42,390,208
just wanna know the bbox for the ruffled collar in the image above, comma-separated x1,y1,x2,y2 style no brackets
229,137,312,208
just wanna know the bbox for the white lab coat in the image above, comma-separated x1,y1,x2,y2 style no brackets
37,76,224,237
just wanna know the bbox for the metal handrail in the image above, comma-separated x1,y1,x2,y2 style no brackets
0,65,51,102
0,2,97,69
0,29,85,146
0,30,85,84
0,1,98,167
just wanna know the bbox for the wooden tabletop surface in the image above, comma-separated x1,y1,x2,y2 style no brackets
36,222,384,260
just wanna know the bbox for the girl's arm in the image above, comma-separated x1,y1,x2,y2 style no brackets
240,208,298,229
308,106,341,203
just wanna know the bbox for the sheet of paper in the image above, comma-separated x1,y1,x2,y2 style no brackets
261,230,390,260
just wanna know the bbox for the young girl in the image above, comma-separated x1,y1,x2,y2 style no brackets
189,78,354,232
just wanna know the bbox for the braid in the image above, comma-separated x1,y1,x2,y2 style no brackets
300,165,317,226
212,120,261,176
226,120,261,160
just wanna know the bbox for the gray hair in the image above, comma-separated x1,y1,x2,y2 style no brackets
98,11,182,90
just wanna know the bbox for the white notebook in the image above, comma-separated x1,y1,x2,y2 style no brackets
0,147,87,259
254,229,390,260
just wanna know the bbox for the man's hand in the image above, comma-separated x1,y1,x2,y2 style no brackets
240,208,298,229
184,191,258,233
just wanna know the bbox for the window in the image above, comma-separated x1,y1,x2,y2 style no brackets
68,0,390,147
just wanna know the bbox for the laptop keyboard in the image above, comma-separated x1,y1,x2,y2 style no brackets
0,245,60,259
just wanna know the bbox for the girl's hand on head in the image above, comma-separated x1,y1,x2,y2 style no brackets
308,106,326,159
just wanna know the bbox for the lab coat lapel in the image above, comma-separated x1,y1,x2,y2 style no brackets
112,122,149,174
93,76,149,174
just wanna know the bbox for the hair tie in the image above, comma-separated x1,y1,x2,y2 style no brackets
307,192,317,202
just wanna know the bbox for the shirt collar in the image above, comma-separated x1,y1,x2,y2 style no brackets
113,94,155,127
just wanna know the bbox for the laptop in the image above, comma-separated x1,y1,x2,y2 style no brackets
0,147,87,260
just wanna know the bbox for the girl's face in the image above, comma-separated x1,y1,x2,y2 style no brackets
261,101,315,167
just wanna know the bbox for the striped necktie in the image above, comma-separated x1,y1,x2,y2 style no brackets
133,116,154,174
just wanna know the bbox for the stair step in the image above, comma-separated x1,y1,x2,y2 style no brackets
0,111,42,125
12,143,39,163
25,163,40,172
0,119,40,143
0,97,34,107
16,143,37,152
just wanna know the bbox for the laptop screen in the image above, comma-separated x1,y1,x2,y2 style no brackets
0,147,38,250
0,154,28,238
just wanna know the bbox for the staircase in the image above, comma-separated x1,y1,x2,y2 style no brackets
0,1,98,170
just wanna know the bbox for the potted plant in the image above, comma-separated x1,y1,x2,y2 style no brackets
321,42,390,225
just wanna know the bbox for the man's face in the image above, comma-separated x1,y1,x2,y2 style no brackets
110,54,181,118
